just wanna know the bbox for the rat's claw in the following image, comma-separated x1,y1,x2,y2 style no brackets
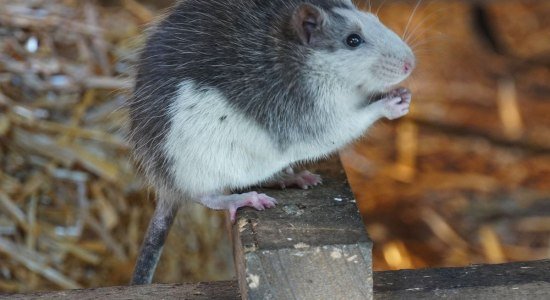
299,170,322,186
258,194,277,208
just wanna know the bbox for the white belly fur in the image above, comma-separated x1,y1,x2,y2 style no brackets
165,80,382,197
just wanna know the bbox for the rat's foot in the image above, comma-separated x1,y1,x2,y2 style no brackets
199,192,277,223
381,87,411,120
265,167,322,190
226,192,277,222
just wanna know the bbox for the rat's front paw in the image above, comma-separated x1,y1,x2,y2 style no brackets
382,87,411,120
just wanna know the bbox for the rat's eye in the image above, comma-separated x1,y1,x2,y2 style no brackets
345,34,363,48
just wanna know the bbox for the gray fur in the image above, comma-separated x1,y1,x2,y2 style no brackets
128,0,367,185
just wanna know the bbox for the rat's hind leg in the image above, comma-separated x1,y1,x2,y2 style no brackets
264,167,322,189
199,192,277,222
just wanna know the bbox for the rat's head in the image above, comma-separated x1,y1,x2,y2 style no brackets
291,1,415,94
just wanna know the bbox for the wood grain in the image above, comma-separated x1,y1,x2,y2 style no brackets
232,157,373,300
2,281,239,300
375,259,550,299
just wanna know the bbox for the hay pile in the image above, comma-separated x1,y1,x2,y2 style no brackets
0,0,232,292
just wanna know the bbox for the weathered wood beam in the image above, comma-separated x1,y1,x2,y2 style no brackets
232,157,373,300
375,259,550,299
2,281,239,300
4,260,549,299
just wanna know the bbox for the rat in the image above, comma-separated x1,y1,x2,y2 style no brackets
128,0,415,284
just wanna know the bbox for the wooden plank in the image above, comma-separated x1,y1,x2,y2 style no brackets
232,157,373,300
5,260,548,299
374,259,550,300
1,281,239,300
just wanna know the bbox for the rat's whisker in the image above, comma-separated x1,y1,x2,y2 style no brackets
410,33,444,49
405,6,446,44
403,0,424,40
410,31,447,50
375,0,389,16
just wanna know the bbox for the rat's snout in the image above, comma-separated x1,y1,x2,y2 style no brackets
403,59,414,74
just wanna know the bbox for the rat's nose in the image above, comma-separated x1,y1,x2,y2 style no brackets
403,59,414,74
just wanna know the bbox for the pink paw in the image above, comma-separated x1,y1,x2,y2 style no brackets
229,192,277,222
276,170,322,190
382,87,411,120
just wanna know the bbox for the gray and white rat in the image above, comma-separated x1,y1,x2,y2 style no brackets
128,0,415,284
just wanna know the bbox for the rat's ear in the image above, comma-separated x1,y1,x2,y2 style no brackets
292,3,326,45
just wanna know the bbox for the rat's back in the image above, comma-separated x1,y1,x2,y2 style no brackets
128,0,314,195
129,0,271,190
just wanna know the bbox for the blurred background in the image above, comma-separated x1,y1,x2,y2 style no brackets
0,0,548,293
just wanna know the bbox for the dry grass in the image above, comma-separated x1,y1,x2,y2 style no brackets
0,0,231,292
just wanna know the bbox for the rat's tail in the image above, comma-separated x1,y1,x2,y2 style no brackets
130,188,179,285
